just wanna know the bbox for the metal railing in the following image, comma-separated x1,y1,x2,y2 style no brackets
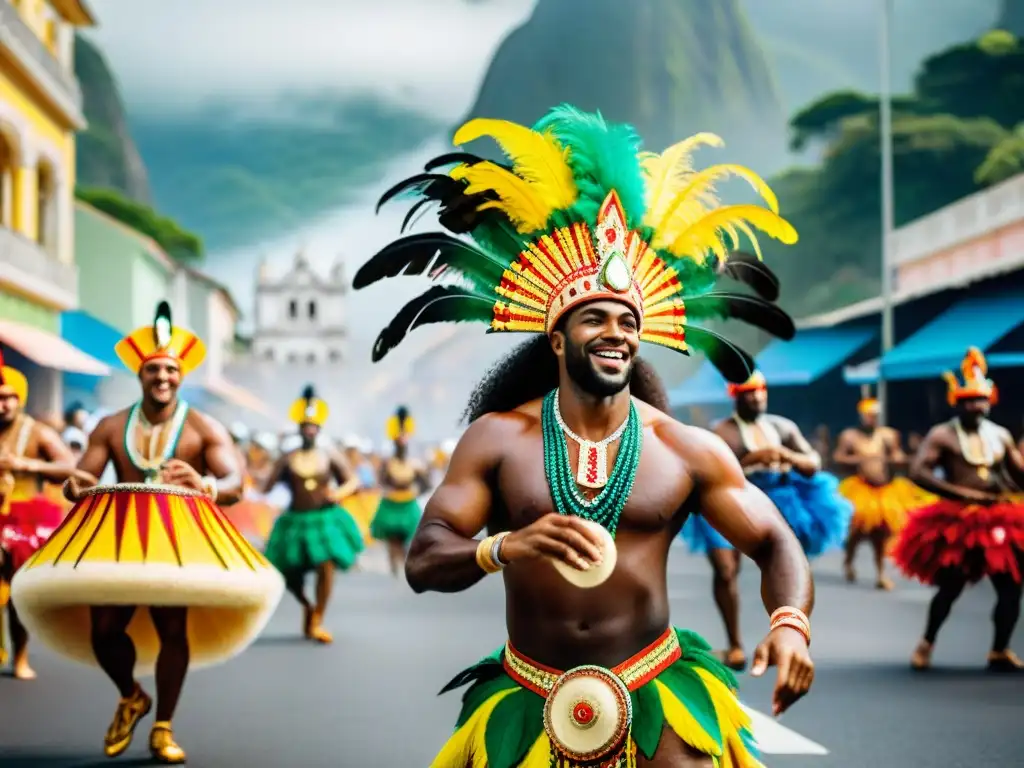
0,3,83,120
0,225,77,303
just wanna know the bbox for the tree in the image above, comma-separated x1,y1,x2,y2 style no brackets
975,123,1024,185
75,186,204,262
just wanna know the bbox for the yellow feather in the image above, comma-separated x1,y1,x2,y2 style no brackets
428,688,516,768
654,680,722,757
668,205,798,264
453,117,578,212
641,133,724,223
450,162,552,234
520,731,553,768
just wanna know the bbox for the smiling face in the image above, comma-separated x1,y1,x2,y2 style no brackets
736,387,767,420
139,358,182,407
551,300,640,397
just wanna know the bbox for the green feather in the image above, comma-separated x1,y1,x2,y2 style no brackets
483,688,546,768
533,104,647,230
676,628,739,689
630,682,666,759
455,673,520,730
439,647,505,694
655,665,724,748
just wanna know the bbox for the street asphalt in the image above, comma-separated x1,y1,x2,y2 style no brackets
0,542,1020,767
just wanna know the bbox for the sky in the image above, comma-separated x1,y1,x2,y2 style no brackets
84,0,535,120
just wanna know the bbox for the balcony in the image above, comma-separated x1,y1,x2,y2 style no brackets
0,225,77,309
0,3,84,128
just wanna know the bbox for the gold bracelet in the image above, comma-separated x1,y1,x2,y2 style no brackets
769,606,811,646
475,536,502,574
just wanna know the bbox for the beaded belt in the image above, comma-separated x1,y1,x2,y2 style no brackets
502,627,681,696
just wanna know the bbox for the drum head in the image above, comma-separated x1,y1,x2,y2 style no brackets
550,519,617,588
543,665,632,762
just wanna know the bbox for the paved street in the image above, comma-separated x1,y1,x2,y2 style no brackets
1,542,1020,767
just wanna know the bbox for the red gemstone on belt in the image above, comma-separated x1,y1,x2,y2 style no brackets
572,701,595,725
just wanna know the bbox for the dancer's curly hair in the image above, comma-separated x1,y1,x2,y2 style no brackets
463,335,671,423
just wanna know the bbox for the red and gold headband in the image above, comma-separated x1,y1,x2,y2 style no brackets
726,370,766,398
942,346,997,406
115,301,206,377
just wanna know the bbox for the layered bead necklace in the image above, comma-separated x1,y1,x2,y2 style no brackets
952,417,1002,481
541,389,643,537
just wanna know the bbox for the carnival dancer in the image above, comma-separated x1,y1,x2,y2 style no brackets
340,436,379,542
262,385,363,644
834,392,932,590
354,105,813,767
10,302,284,763
0,348,93,680
893,348,1024,672
370,406,429,578
680,371,850,671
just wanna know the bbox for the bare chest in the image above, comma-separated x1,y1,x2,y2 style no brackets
850,430,887,458
111,421,208,481
495,430,693,533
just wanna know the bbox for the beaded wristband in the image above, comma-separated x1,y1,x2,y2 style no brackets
770,606,811,646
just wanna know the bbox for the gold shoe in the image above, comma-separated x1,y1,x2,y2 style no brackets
307,609,333,644
149,721,187,764
103,684,152,757
987,650,1023,672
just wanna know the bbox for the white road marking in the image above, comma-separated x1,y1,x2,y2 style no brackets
743,705,829,755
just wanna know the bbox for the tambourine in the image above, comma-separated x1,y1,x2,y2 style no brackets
550,518,617,589
543,665,632,765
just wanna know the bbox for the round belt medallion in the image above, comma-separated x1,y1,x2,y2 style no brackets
543,665,632,763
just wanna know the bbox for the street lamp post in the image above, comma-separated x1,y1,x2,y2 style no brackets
878,0,896,426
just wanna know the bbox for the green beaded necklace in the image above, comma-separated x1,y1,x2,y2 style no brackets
541,389,643,537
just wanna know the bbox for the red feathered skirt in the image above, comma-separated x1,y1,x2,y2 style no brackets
891,498,1024,585
0,496,65,573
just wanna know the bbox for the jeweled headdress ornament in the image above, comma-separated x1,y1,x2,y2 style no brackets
354,104,797,382
942,347,997,406
0,345,28,403
289,385,328,426
726,370,766,398
386,406,415,441
115,301,206,377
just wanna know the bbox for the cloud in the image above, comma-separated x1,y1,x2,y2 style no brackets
83,0,534,119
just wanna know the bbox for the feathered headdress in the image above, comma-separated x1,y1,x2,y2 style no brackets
353,105,798,383
386,405,415,441
0,345,28,403
726,370,766,399
857,384,880,415
942,347,997,406
115,301,206,377
289,385,329,426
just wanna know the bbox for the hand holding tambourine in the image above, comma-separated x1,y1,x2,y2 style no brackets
502,514,617,588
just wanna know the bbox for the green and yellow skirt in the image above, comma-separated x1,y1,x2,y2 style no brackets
431,627,761,768
264,504,365,576
369,493,421,544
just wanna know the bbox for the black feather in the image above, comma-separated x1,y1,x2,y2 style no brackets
401,198,434,233
685,293,795,340
423,152,489,171
409,293,494,333
684,326,757,384
353,233,506,291
301,385,315,401
721,252,781,302
377,173,455,213
371,285,492,363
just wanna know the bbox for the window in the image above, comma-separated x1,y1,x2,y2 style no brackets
288,299,298,319
35,162,55,254
287,352,298,363
263,348,274,361
328,349,341,363
306,352,317,364
308,300,317,320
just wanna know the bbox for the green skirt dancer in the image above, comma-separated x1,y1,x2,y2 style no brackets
370,494,421,543
265,504,365,575
429,628,762,768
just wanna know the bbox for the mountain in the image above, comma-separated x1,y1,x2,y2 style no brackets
74,35,151,203
461,0,786,167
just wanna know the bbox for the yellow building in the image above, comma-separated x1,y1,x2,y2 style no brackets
0,0,108,414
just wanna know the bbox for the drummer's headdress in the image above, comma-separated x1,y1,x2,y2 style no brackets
289,384,329,426
726,370,766,398
0,345,27,403
386,405,415,441
354,104,798,383
115,301,206,377
857,384,880,415
942,347,997,406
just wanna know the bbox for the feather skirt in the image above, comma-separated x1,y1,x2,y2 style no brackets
369,497,422,544
747,471,853,560
891,498,1024,585
839,476,936,538
429,628,762,768
264,505,365,576
1,496,65,572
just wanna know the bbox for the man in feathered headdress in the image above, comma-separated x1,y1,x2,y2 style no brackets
262,385,364,643
833,388,933,590
370,406,430,577
681,370,851,671
22,301,282,763
0,346,89,680
893,347,1024,672
354,105,815,767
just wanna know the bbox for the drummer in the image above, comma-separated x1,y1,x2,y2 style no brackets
51,302,255,764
